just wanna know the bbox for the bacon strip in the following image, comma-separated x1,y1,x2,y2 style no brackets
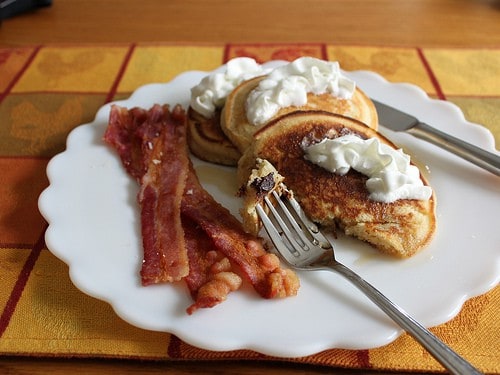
138,120,189,284
105,104,189,284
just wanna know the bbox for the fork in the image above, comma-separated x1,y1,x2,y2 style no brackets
256,186,482,375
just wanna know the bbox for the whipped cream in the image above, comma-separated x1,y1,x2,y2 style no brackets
303,134,432,203
246,57,356,125
190,57,266,118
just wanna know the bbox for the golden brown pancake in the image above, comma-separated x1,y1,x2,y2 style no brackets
222,76,379,153
238,111,436,258
187,107,241,166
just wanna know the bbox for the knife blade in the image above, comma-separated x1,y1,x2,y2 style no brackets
372,99,500,176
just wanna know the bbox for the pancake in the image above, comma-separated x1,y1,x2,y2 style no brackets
238,111,436,258
222,75,379,153
187,107,241,166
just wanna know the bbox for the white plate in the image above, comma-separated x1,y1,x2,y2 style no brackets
38,61,500,357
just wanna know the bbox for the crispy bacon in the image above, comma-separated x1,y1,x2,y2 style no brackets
104,105,162,181
105,104,189,284
182,164,300,299
105,103,299,313
182,216,242,315
138,121,189,284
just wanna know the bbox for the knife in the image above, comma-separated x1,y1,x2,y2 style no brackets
372,99,500,176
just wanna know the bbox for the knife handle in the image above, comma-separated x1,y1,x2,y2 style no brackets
409,123,500,176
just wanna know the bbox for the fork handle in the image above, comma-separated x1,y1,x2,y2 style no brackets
328,261,482,375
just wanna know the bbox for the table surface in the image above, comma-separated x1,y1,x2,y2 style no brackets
2,0,500,47
1,1,499,374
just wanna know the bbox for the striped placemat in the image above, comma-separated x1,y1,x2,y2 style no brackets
0,43,498,373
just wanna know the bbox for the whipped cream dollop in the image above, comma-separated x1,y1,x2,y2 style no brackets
246,57,356,125
303,134,432,203
190,57,267,118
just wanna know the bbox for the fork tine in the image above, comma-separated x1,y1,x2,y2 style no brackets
268,184,332,250
268,191,313,251
277,188,332,250
256,202,300,262
256,185,334,266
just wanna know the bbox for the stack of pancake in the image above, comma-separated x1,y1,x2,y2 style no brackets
187,58,436,258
